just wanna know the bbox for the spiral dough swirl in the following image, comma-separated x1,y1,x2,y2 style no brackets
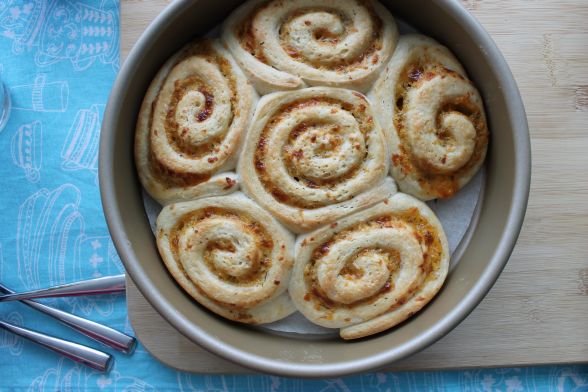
221,0,398,94
369,34,489,200
290,193,450,339
156,193,296,324
135,39,258,205
238,87,396,233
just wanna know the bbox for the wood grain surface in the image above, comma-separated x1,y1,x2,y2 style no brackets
122,0,588,373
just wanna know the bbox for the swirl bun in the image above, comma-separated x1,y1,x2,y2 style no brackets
135,39,258,205
221,0,398,94
156,192,296,324
238,87,396,233
369,35,489,200
290,193,450,339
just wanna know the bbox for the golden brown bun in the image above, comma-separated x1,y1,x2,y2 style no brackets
290,193,450,339
369,34,489,200
221,0,398,94
135,39,258,205
238,87,396,233
156,192,296,324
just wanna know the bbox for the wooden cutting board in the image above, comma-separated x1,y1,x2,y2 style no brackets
122,0,588,373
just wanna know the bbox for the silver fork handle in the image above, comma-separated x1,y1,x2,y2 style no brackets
0,275,126,302
0,320,113,372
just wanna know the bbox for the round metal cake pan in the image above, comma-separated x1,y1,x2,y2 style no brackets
100,0,531,377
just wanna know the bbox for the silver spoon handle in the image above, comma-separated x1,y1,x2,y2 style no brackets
0,275,126,302
0,320,113,372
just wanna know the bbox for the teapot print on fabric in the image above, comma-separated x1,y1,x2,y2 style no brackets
0,0,118,71
36,0,118,71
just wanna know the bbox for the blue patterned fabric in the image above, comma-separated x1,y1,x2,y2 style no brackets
0,0,586,390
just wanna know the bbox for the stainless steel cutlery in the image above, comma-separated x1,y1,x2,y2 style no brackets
0,281,135,354
0,320,114,372
1,274,134,372
0,274,126,302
